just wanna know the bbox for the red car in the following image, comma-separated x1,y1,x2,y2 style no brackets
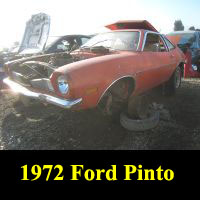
3,20,185,117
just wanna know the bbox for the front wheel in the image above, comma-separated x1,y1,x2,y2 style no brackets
97,80,130,121
164,66,182,96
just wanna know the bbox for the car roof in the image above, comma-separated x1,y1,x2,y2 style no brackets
167,31,199,35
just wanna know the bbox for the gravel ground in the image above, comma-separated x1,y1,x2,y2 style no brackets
0,78,200,150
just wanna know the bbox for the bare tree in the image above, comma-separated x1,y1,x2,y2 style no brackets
189,26,195,31
174,20,184,31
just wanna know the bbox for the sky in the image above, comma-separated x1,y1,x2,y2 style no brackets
0,0,200,48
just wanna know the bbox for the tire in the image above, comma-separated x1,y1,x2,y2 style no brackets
120,111,160,132
164,66,182,96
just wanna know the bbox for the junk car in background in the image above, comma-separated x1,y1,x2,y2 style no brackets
3,13,91,63
0,13,91,90
3,20,185,119
167,31,200,78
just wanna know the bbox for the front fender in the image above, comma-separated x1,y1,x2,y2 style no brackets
55,52,140,109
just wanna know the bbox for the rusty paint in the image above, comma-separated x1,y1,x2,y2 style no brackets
85,87,98,95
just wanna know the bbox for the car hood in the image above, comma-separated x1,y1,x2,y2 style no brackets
56,50,138,75
18,13,50,55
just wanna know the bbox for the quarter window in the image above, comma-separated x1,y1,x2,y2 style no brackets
163,37,176,51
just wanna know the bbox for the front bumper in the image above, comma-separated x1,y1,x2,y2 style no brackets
3,78,82,109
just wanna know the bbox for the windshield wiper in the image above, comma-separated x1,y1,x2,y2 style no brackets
80,39,114,50
90,39,111,48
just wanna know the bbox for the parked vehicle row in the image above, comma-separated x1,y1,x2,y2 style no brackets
1,13,91,62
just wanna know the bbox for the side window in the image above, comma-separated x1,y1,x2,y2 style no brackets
143,33,167,52
163,37,176,51
81,37,90,45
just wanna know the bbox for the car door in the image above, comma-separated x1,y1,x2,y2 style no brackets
136,32,174,92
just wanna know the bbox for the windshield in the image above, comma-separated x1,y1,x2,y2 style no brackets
45,36,61,49
81,31,140,51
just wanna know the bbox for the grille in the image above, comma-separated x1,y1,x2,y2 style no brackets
11,71,54,92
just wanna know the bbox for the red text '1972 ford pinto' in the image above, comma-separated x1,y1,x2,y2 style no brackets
3,20,185,118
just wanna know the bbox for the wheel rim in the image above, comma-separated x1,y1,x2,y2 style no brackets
99,81,129,116
175,68,181,89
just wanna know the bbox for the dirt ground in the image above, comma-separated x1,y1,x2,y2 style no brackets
0,78,200,150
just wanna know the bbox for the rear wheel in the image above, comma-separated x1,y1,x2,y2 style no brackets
164,66,182,96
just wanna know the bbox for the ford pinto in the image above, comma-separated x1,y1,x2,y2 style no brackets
3,20,185,117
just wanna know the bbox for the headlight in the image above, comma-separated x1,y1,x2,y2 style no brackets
57,75,69,94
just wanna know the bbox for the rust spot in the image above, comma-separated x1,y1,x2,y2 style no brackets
85,87,98,95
